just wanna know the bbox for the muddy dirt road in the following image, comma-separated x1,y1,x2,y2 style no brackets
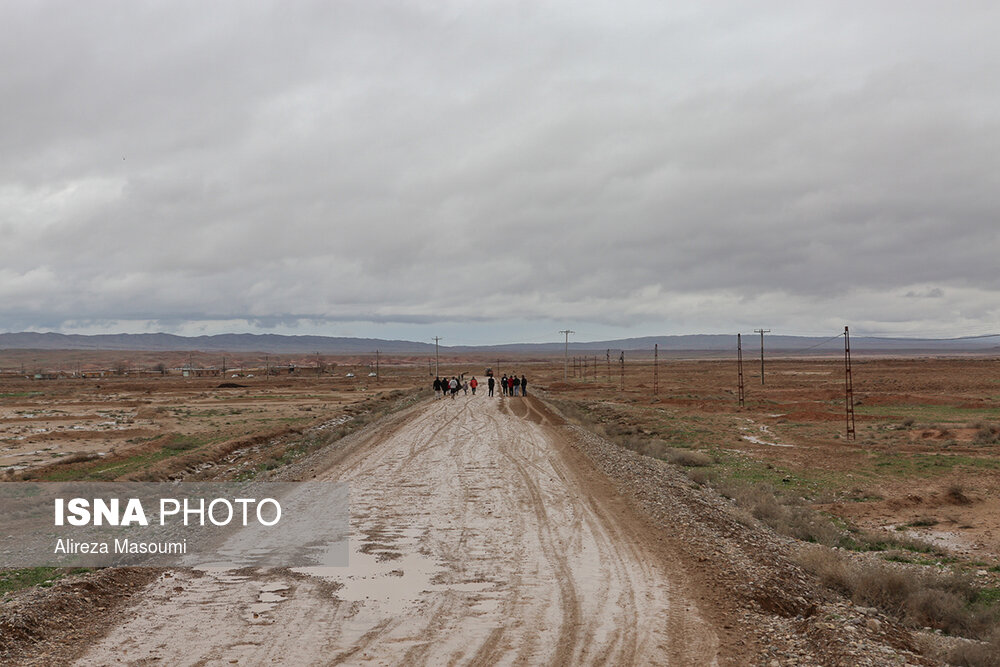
76,395,719,665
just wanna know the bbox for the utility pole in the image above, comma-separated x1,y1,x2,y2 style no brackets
653,343,659,396
265,355,269,385
433,337,442,378
844,326,856,440
376,349,380,383
619,351,625,391
559,330,574,381
222,356,227,377
496,359,501,376
754,329,770,385
583,356,587,382
606,349,611,382
737,333,745,407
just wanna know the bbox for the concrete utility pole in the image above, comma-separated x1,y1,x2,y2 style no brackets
754,329,770,385
433,337,442,378
559,330,575,381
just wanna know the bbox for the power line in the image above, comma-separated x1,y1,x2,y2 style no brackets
862,332,1000,341
787,332,847,353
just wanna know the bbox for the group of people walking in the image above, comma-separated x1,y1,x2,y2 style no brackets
432,373,528,399
493,373,527,397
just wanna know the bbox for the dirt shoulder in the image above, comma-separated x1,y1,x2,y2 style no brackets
0,567,160,666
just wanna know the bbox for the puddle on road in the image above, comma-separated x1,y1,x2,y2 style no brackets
294,526,493,607
247,583,290,621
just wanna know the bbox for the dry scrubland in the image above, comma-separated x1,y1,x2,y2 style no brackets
530,355,1000,664
2,351,1000,664
0,350,428,480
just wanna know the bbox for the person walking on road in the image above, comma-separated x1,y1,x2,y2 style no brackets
449,377,459,399
488,376,495,397
500,374,508,396
470,377,478,395
521,374,528,396
433,377,442,399
512,374,521,396
507,375,515,396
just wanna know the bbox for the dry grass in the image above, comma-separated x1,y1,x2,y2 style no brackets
940,629,1000,667
686,467,717,486
588,422,716,469
947,482,973,505
797,546,999,644
974,424,1000,445
47,452,100,466
713,480,844,546
664,448,714,467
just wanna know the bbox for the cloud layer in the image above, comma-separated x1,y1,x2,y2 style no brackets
3,1,999,343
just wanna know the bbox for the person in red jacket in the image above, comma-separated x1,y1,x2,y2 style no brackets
469,376,478,395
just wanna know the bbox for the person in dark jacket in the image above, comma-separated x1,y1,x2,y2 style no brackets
512,374,521,396
521,375,527,396
433,377,442,398
488,376,495,396
500,374,508,396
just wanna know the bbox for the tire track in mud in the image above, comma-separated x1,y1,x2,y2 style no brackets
489,407,583,665
74,395,719,666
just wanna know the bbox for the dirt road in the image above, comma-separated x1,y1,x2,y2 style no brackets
75,395,720,665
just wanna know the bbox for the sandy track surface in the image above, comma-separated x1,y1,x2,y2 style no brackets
76,395,718,666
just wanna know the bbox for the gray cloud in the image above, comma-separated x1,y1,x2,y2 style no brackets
2,1,999,343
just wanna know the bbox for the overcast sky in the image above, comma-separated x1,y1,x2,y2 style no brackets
2,1,999,345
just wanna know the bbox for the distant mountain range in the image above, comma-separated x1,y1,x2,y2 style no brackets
1,332,997,355
0,332,432,354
